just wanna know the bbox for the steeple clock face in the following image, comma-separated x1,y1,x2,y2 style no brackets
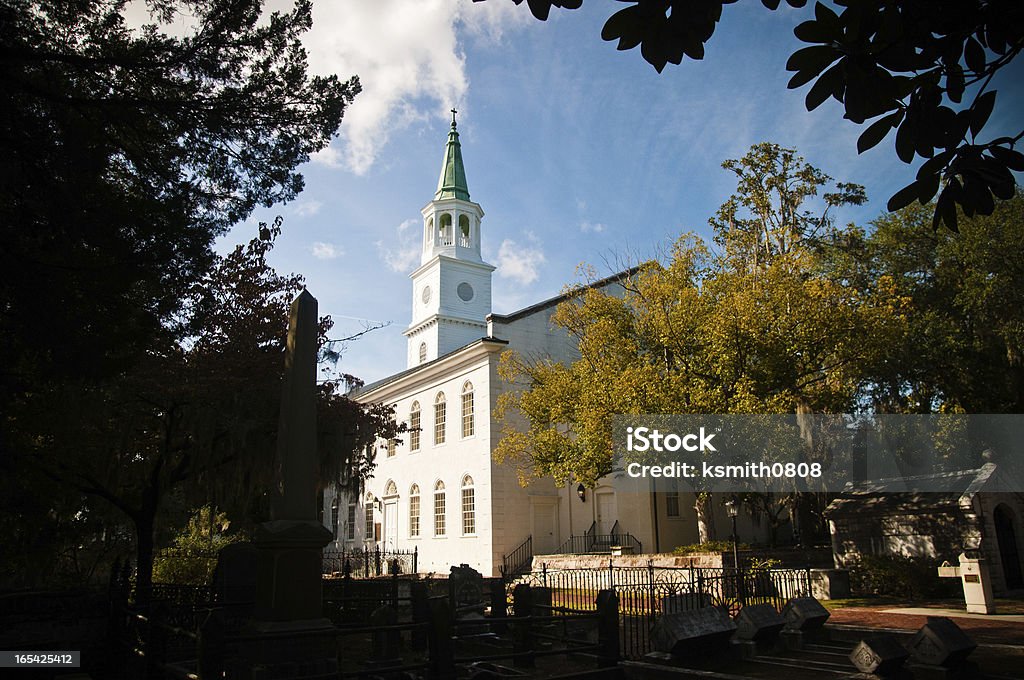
421,285,432,305
457,282,474,302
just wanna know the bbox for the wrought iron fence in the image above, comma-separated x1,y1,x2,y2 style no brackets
322,546,418,577
507,560,813,659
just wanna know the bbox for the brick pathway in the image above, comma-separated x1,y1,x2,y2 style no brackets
827,605,1024,645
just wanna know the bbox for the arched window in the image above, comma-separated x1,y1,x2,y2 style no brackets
418,342,427,364
434,392,446,445
409,401,421,452
439,213,453,246
365,492,375,542
409,484,421,538
458,214,471,247
346,501,356,540
384,480,397,496
461,381,475,438
461,475,476,535
426,217,434,248
331,498,340,539
434,480,446,536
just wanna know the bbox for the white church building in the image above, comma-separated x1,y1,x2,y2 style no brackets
322,115,762,576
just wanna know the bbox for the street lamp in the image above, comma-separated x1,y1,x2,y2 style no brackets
725,498,739,571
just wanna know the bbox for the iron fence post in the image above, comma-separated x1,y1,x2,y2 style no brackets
596,589,620,667
512,584,535,668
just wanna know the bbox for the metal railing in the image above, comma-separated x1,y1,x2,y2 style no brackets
501,535,533,577
322,546,417,577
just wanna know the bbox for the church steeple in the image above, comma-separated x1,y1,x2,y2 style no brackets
404,110,495,369
435,109,470,201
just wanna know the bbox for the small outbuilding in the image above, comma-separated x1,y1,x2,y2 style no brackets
825,463,1024,594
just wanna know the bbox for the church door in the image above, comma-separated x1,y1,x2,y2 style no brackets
384,501,398,550
994,504,1023,589
596,492,616,535
532,501,558,555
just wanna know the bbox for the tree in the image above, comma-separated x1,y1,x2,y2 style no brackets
497,143,871,543
822,191,1024,414
475,0,1024,232
0,0,358,404
8,226,401,599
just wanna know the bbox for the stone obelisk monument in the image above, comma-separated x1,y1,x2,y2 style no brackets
248,290,337,679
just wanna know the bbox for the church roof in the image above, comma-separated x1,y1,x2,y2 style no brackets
824,463,1008,517
487,265,643,324
435,111,470,201
352,336,508,398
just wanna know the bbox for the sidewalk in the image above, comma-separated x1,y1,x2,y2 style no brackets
826,600,1024,646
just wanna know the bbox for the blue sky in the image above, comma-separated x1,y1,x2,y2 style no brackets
223,0,1024,385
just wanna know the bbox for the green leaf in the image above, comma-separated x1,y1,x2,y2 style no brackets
946,65,964,103
857,111,902,154
990,145,1024,172
895,116,916,163
805,62,842,111
933,186,958,232
970,90,996,138
887,180,922,212
964,36,986,75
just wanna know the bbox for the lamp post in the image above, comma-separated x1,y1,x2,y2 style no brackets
725,498,739,571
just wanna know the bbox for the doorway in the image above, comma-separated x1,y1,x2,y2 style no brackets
596,491,617,535
531,499,559,554
384,501,398,550
994,504,1023,589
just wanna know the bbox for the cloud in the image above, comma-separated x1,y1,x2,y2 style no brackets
297,0,527,174
311,242,342,260
496,237,546,285
377,218,421,272
580,221,606,233
293,199,323,217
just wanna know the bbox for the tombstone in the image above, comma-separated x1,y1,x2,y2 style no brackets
735,604,785,642
651,607,736,659
211,542,257,615
368,604,401,667
908,617,976,668
850,634,910,677
660,592,712,615
532,586,552,620
243,292,337,679
449,564,484,611
781,596,830,631
449,564,488,635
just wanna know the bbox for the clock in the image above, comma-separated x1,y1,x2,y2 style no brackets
457,282,474,302
421,285,431,305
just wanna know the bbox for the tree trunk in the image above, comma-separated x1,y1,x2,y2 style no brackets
694,492,716,543
133,490,159,605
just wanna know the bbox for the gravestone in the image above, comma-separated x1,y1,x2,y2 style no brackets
660,592,712,614
211,542,257,616
449,564,484,610
908,617,976,668
651,607,736,659
368,604,401,667
450,564,487,634
781,596,830,630
244,291,336,680
735,603,785,642
850,634,910,676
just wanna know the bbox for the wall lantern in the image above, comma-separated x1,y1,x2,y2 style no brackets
577,484,586,502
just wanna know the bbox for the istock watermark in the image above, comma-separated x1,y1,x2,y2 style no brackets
612,414,1024,493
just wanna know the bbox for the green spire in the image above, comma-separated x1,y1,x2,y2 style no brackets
435,108,470,201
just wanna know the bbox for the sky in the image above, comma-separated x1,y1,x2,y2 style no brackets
220,0,1024,385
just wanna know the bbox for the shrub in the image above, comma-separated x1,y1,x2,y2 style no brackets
847,554,959,599
673,540,752,555
152,506,247,585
